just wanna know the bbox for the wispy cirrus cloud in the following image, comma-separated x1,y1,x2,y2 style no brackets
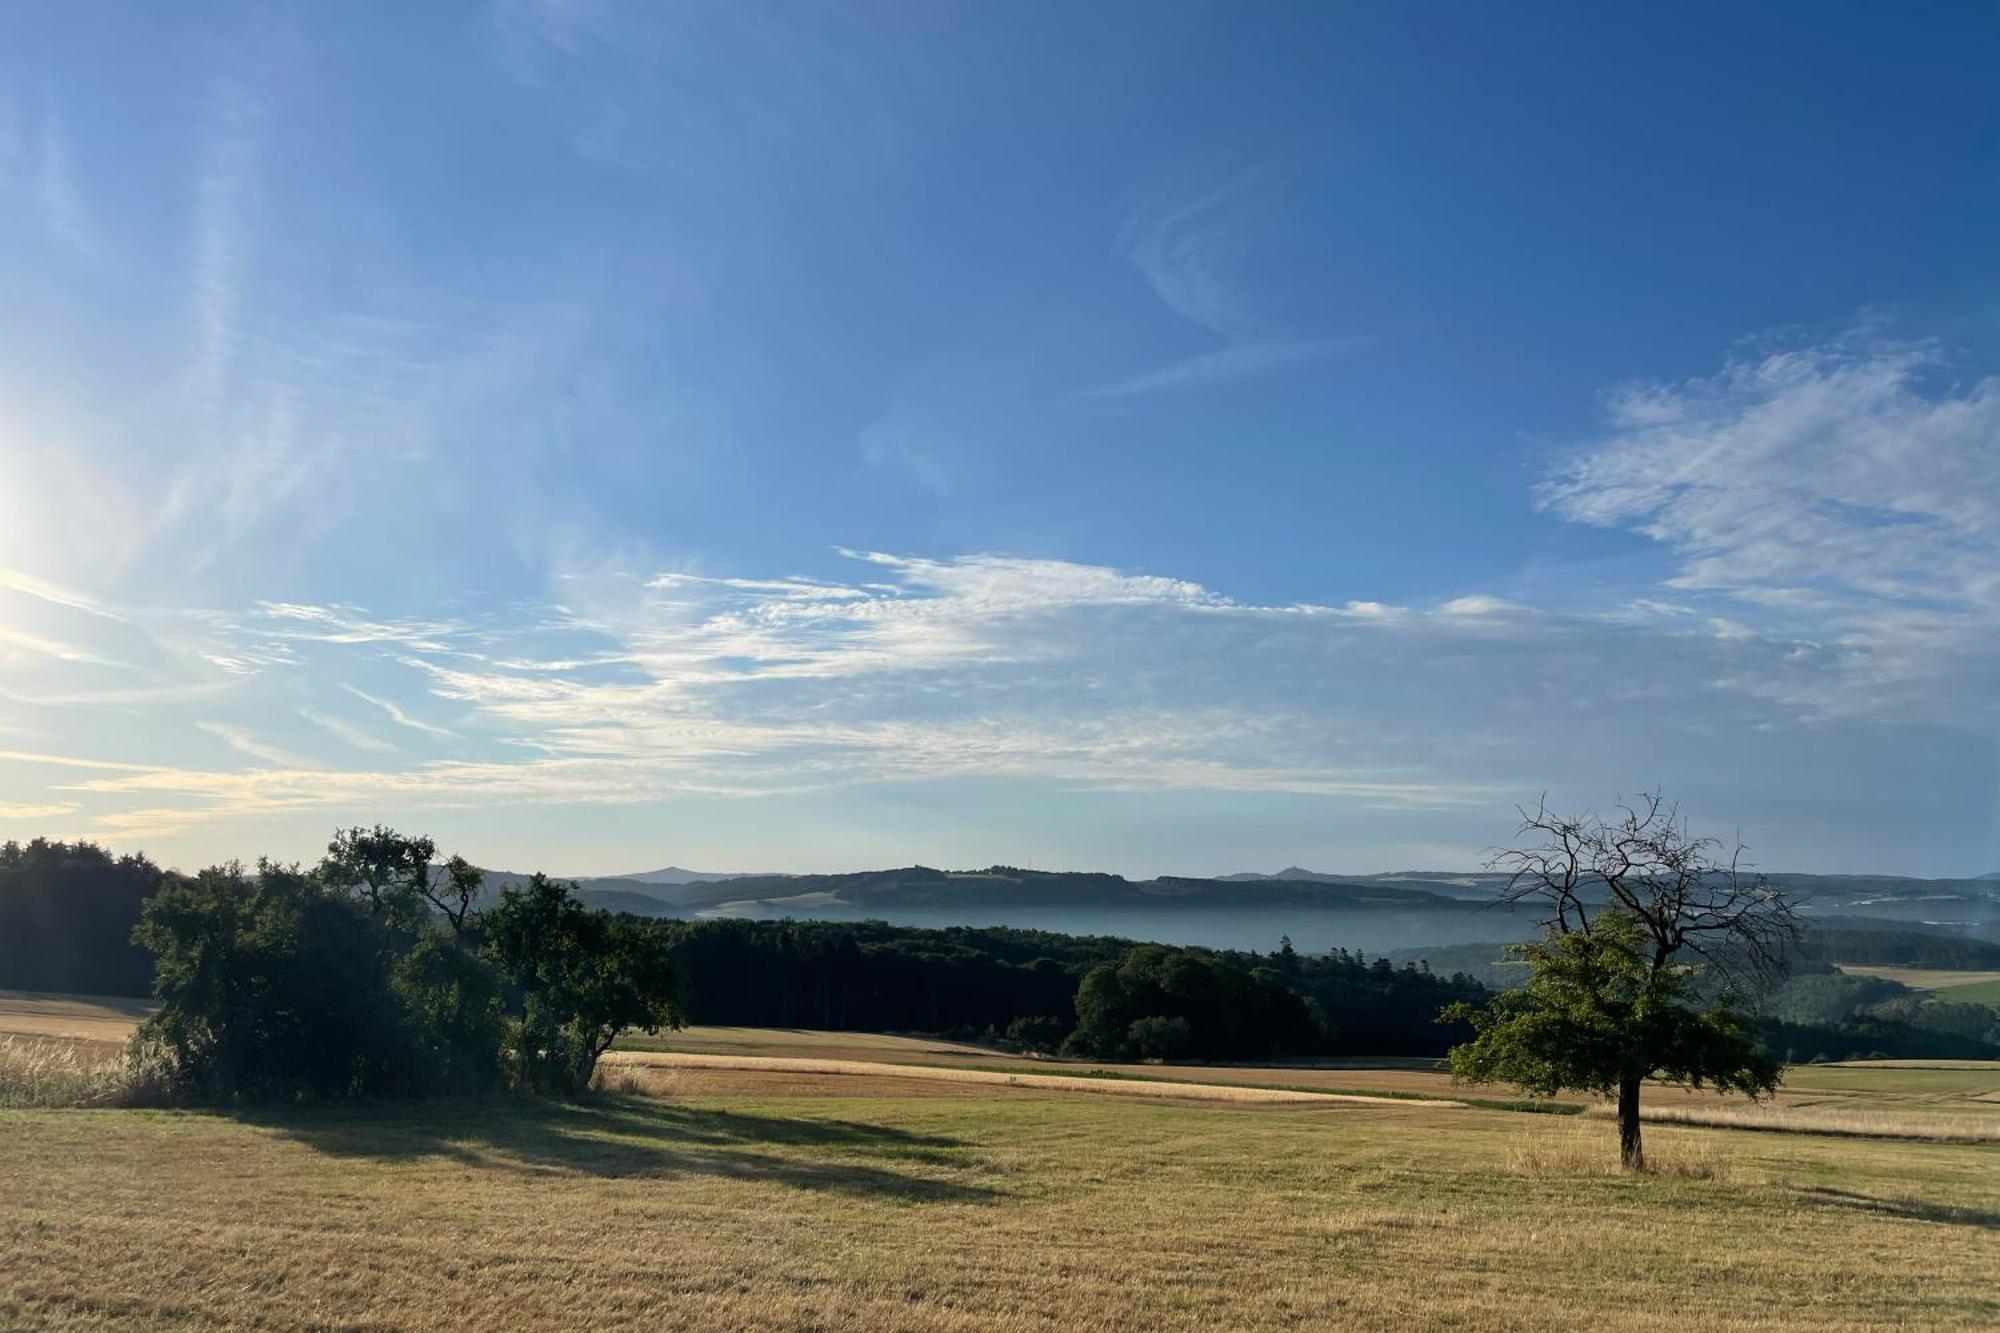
344,685,458,739
0,90,97,260
0,532,1987,862
298,707,400,755
46,532,1947,846
1542,329,2000,721
1093,168,1368,397
0,567,117,617
196,721,319,771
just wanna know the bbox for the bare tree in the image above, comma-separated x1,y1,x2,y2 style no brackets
1447,793,1800,1169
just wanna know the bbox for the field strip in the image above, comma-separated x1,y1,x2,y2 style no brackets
602,1050,1468,1107
1582,1103,2000,1144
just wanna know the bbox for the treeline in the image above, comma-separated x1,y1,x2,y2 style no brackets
0,840,160,996
1797,927,2000,971
658,919,1120,1034
658,921,1485,1058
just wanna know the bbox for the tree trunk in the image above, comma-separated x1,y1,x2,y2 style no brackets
1617,1072,1644,1171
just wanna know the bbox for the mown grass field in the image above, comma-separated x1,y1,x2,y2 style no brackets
2,991,1998,1329
3,1068,1997,1331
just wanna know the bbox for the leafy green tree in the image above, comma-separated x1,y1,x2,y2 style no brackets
391,929,505,1093
1444,795,1797,1169
131,861,419,1100
1445,914,1777,1167
483,873,683,1094
1066,943,1317,1060
1126,1014,1193,1060
129,829,681,1102
0,838,163,995
428,855,485,934
321,825,437,930
1004,1014,1069,1053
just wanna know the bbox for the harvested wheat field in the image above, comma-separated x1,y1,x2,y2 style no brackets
4,1060,1998,1331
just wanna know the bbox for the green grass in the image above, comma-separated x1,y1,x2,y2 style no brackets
1931,976,2000,1004
2,1074,1995,1330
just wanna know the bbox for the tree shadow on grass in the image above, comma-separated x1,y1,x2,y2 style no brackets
1797,1186,2000,1230
233,1095,1005,1203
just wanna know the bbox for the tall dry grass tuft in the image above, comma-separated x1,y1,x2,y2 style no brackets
0,1034,172,1109
1507,1122,1733,1180
592,1065,651,1097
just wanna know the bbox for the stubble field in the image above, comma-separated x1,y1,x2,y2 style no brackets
1,992,1995,1330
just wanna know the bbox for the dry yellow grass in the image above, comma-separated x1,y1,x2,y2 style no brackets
2,1075,1995,1330
2,992,1996,1327
0,990,154,1046
0,1035,157,1109
1507,1120,1735,1179
601,1050,1465,1107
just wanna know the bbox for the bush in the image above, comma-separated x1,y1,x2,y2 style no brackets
1005,1014,1069,1053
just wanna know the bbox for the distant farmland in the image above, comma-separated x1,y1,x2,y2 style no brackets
1840,966,2000,1005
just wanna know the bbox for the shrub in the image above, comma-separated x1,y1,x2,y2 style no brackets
1005,1014,1069,1053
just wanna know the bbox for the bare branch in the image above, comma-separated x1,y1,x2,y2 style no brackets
1483,791,1798,992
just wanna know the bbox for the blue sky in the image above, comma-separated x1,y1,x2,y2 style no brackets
1,2,1996,876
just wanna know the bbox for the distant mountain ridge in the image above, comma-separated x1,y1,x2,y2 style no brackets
1214,866,1998,919
608,866,777,886
481,863,2000,927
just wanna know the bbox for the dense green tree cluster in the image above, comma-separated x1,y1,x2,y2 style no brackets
657,919,1117,1034
1796,927,2000,970
130,828,680,1102
1276,947,1486,1054
0,839,161,995
658,919,1485,1058
485,872,680,1093
1064,944,1322,1060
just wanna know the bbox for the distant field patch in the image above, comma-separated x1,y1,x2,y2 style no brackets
601,1051,1460,1107
1586,1101,2000,1144
0,990,151,1046
1839,965,2000,1003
